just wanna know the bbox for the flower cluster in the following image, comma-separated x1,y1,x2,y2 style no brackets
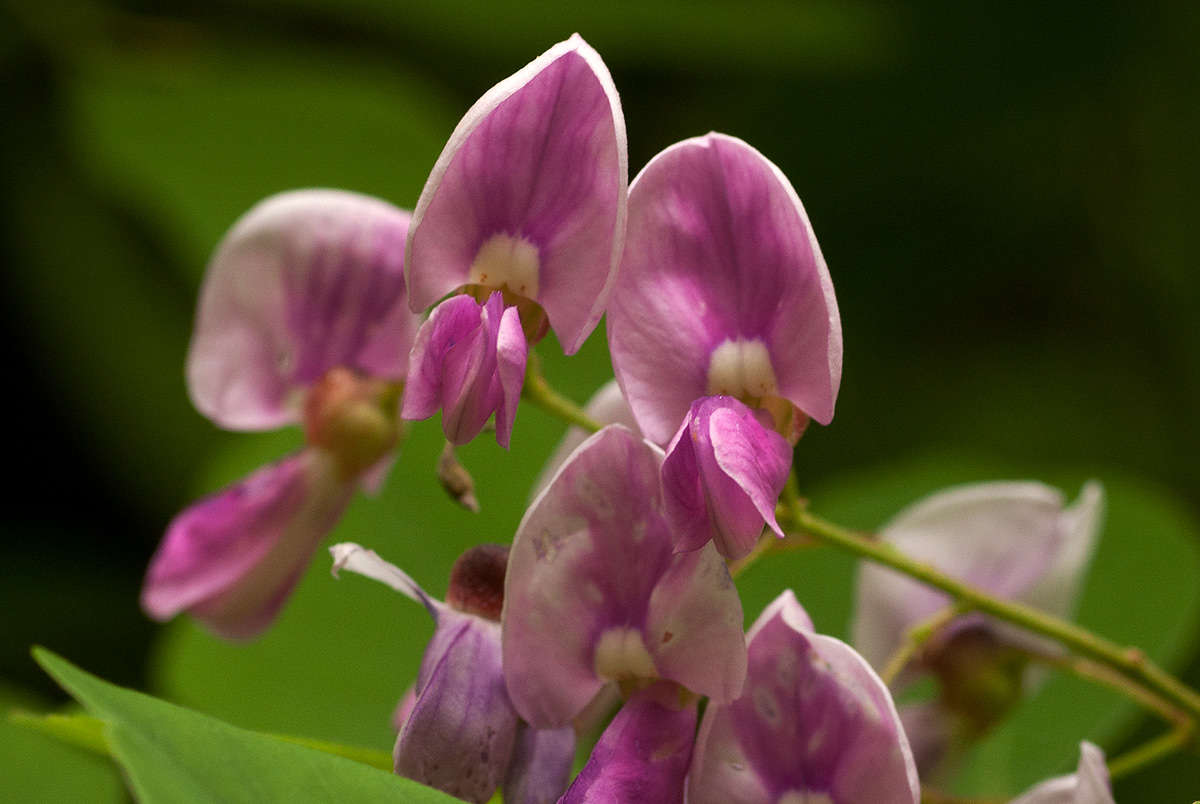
140,35,1117,803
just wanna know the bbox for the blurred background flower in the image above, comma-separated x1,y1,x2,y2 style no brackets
2,1,1198,800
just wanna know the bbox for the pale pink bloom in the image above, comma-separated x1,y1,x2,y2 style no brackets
688,591,920,804
143,190,419,639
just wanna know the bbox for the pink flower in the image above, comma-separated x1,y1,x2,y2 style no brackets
608,133,841,556
608,133,841,447
402,34,627,446
687,591,920,804
852,481,1104,772
142,190,419,639
502,425,746,728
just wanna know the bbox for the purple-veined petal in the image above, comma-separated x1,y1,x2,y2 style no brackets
503,723,576,804
142,449,355,639
561,682,697,804
406,34,627,354
852,482,1104,671
395,609,519,804
502,425,745,727
330,543,518,803
688,590,919,804
1009,742,1114,804
188,190,416,431
662,396,791,558
533,379,640,498
608,133,841,445
402,292,527,446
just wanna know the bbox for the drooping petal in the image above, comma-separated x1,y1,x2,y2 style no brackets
561,682,697,804
533,379,640,498
329,541,439,614
401,292,528,446
1009,742,1114,804
503,723,576,804
406,34,627,354
142,450,355,639
188,190,417,431
662,396,791,558
852,482,1104,671
395,609,519,804
502,425,745,727
608,133,841,444
689,590,919,804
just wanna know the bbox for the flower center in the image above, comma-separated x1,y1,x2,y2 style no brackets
706,338,805,440
465,233,549,341
706,338,778,401
468,233,540,299
593,627,657,682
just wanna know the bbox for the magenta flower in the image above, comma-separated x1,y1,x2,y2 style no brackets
561,682,698,804
687,590,920,804
402,34,627,446
502,425,747,728
607,133,841,557
661,396,792,559
1009,742,1113,804
852,481,1104,770
401,292,527,448
331,544,532,801
142,190,420,639
608,132,841,447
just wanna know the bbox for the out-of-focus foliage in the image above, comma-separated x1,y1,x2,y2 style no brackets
2,0,1199,800
34,649,458,802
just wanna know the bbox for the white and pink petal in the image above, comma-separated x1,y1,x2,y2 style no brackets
188,190,416,431
406,34,627,354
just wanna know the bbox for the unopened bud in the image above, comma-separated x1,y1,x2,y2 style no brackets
437,442,479,512
446,543,509,621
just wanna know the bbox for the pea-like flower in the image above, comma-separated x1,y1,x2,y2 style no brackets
1009,742,1114,804
141,190,420,639
502,425,747,728
401,34,627,447
852,481,1104,769
607,132,841,446
331,542,574,804
607,134,841,557
687,590,920,804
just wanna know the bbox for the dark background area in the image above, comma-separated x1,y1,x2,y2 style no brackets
2,1,1199,800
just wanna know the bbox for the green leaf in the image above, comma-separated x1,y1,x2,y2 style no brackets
0,683,122,803
737,451,1200,797
33,649,458,803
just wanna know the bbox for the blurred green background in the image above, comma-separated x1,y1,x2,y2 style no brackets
3,0,1199,800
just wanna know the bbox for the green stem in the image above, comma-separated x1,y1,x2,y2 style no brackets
521,354,601,433
880,602,973,686
784,505,1200,723
1107,725,1195,780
